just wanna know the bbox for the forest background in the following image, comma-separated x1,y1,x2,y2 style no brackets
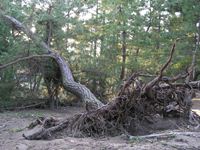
0,0,200,109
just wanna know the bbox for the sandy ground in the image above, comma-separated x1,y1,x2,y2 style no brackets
0,103,200,150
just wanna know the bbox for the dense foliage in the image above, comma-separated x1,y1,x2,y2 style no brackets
0,0,200,108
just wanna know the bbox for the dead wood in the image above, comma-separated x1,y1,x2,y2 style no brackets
22,75,200,139
124,131,200,141
0,54,52,70
142,39,178,96
0,12,200,140
22,39,200,140
15,102,46,110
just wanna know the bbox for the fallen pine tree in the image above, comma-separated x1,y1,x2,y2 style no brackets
22,67,200,139
22,46,200,139
0,11,200,140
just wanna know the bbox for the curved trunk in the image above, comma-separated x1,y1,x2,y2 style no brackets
53,54,104,108
0,12,104,109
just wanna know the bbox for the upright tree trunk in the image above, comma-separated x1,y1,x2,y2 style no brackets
43,5,57,109
186,19,200,83
156,14,161,50
92,0,99,93
45,5,53,47
0,12,104,110
191,19,200,80
120,21,126,80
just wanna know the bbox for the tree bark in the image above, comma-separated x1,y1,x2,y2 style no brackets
120,21,126,80
43,5,58,109
186,19,200,83
0,12,104,109
191,19,200,80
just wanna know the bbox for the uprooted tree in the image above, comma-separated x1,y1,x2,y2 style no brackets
0,11,104,110
0,12,200,140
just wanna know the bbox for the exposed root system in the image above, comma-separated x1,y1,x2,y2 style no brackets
23,40,200,140
23,73,200,140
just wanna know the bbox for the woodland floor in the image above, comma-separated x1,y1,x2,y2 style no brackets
0,100,200,150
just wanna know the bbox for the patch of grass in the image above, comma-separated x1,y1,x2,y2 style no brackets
16,111,45,118
31,111,45,118
10,128,25,133
128,136,142,143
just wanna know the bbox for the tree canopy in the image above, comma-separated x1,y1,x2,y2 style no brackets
0,0,200,109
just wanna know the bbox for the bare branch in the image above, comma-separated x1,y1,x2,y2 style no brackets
0,54,52,70
143,39,179,94
159,39,178,77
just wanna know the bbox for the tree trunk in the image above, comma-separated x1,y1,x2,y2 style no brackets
0,12,104,110
44,5,56,109
191,19,200,80
186,19,200,83
53,54,104,109
120,21,126,80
